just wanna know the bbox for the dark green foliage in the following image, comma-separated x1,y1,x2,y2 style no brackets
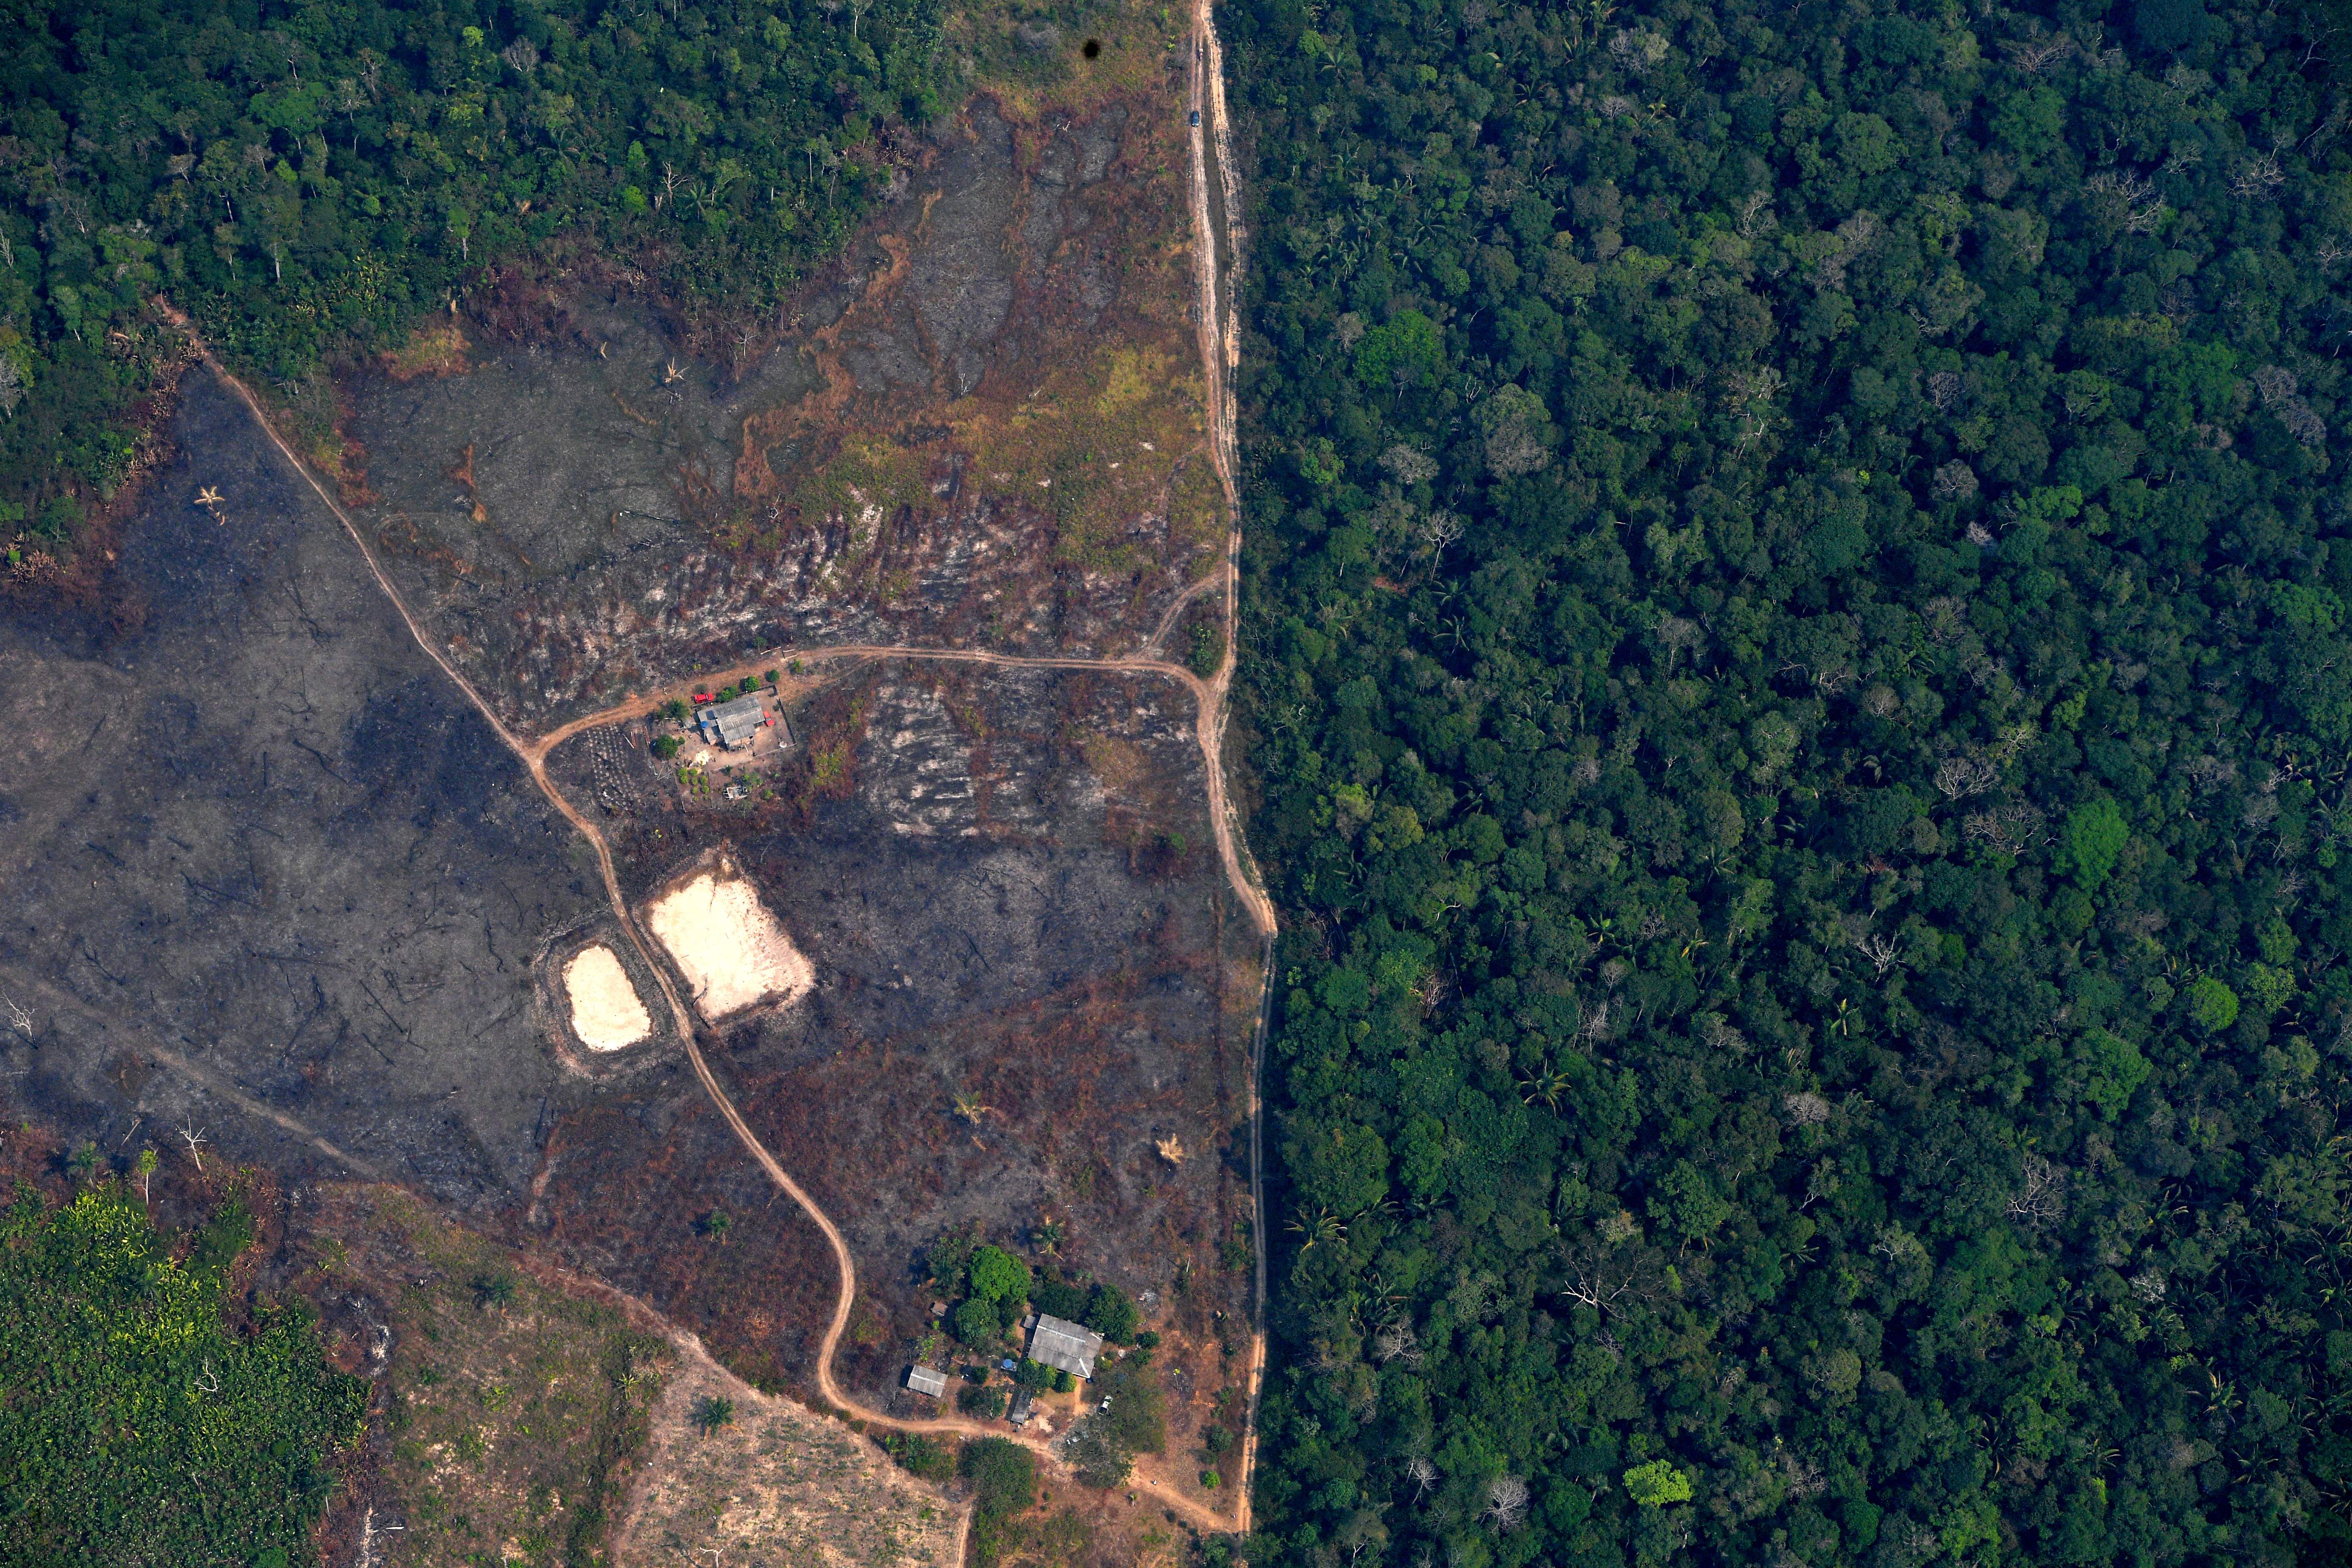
952,1294,1002,1348
959,1436,1034,1566
189,1197,254,1274
966,1244,1031,1308
0,0,947,545
1228,0,2352,1560
1191,620,1226,677
1081,1281,1140,1344
957,1381,1008,1420
950,1241,1029,1344
468,1269,514,1310
0,1181,366,1565
1064,1357,1165,1488
1030,1273,1089,1320
690,1394,735,1434
884,1432,955,1482
651,734,683,760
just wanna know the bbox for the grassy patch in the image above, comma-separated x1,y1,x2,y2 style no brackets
619,1346,958,1565
352,1193,670,1568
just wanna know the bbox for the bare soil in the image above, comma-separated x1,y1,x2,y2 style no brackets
563,944,653,1051
641,857,814,1021
615,1336,964,1568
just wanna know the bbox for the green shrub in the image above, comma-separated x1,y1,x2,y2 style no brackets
1032,1274,1090,1320
1082,1283,1141,1345
652,735,682,760
953,1296,1002,1347
967,1244,1032,1307
885,1433,955,1481
1189,621,1224,677
960,1436,1035,1565
189,1197,254,1274
691,1396,735,1434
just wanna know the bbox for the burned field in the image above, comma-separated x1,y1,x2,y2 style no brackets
345,82,1222,735
0,371,615,1203
538,663,1259,1421
0,16,1257,1541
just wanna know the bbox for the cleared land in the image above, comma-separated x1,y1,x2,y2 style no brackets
614,1335,965,1568
643,864,814,1021
562,944,652,1050
0,0,1267,1537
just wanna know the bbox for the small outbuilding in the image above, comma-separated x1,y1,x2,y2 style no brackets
906,1364,948,1398
1027,1313,1105,1381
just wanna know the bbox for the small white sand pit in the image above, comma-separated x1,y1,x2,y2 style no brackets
564,945,653,1051
645,870,813,1020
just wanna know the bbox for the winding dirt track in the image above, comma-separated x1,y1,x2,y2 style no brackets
148,0,1270,1533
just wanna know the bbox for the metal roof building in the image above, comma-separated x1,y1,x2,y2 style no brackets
1027,1314,1104,1380
699,693,765,748
906,1364,948,1398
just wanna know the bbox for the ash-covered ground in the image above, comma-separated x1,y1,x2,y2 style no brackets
0,370,618,1203
0,378,1250,1403
0,69,1250,1427
541,663,1257,1398
348,93,1220,735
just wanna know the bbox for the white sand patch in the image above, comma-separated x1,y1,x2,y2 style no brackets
564,945,653,1051
645,871,813,1020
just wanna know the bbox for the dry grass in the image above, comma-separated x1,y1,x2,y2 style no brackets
328,1189,673,1568
951,0,1189,123
614,1339,964,1568
378,323,471,381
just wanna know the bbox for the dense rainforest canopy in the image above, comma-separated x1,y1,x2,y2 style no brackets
0,0,951,552
1227,0,2352,1563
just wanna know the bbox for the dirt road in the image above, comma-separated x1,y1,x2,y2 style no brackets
147,4,1268,1530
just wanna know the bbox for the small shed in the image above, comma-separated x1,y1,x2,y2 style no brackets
700,694,766,748
1008,1387,1036,1426
906,1364,948,1398
1027,1313,1104,1380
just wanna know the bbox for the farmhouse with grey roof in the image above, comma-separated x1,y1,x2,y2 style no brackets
1026,1313,1104,1380
699,693,765,748
906,1364,948,1398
